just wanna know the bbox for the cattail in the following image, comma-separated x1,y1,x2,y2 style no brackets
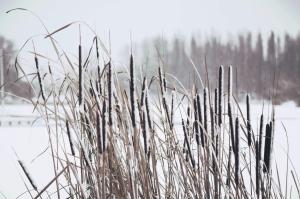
228,102,235,153
158,67,164,96
78,43,83,106
95,37,99,59
255,141,260,198
102,99,107,152
182,119,195,168
228,65,232,103
142,110,147,155
214,88,218,125
34,56,45,102
263,122,273,173
246,94,251,146
145,91,152,131
107,61,112,126
183,106,191,158
193,97,200,145
96,111,102,154
48,62,52,75
130,54,136,127
214,88,219,157
196,93,204,147
226,146,232,187
235,117,240,187
218,65,223,126
203,87,208,146
258,114,264,162
96,57,102,95
163,72,167,92
171,90,174,128
140,77,146,107
66,120,75,156
18,160,37,191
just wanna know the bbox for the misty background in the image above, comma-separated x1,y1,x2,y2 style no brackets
0,0,299,103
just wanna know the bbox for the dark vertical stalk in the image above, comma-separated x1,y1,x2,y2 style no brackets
34,56,45,102
235,117,240,188
228,102,235,153
107,61,112,127
228,65,232,103
130,54,136,128
246,94,251,146
203,88,208,146
218,66,223,126
182,119,195,168
196,94,204,147
194,97,200,146
263,122,273,174
145,91,152,131
102,100,107,152
79,44,83,106
96,111,102,154
258,114,264,162
66,120,75,156
255,141,260,199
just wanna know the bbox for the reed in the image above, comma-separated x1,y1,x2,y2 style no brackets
235,117,240,188
263,122,273,174
11,23,299,198
66,120,75,156
246,94,251,146
18,160,37,191
218,65,223,126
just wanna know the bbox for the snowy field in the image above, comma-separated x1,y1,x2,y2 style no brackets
0,102,300,198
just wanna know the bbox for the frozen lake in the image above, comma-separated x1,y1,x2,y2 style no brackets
0,102,300,198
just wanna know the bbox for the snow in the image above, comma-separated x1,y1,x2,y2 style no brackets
0,102,299,198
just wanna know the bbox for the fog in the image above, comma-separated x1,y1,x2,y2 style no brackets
0,0,299,61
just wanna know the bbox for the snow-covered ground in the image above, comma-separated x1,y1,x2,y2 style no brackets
0,102,300,198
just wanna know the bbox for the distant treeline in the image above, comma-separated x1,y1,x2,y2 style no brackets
140,32,300,105
0,36,33,100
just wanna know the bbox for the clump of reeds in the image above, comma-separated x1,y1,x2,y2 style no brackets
11,20,300,199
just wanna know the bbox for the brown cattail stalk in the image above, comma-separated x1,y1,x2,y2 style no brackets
196,93,204,147
228,65,232,103
18,160,37,191
246,94,251,146
255,140,260,199
226,146,232,187
203,87,208,146
218,66,223,125
145,91,152,131
34,56,45,102
235,117,240,187
130,54,136,128
258,114,264,162
228,102,235,153
78,43,83,106
96,111,102,154
193,97,200,146
102,100,107,152
107,61,112,126
182,119,195,168
263,122,273,173
66,120,75,156
140,77,146,107
142,110,147,155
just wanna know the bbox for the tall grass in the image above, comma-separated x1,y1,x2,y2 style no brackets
10,19,300,198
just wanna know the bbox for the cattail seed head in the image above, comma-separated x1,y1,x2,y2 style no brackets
235,117,240,187
246,94,252,146
218,65,223,125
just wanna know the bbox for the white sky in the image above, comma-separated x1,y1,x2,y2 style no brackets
0,0,299,61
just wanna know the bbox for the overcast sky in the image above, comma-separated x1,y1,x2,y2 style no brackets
0,0,299,60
